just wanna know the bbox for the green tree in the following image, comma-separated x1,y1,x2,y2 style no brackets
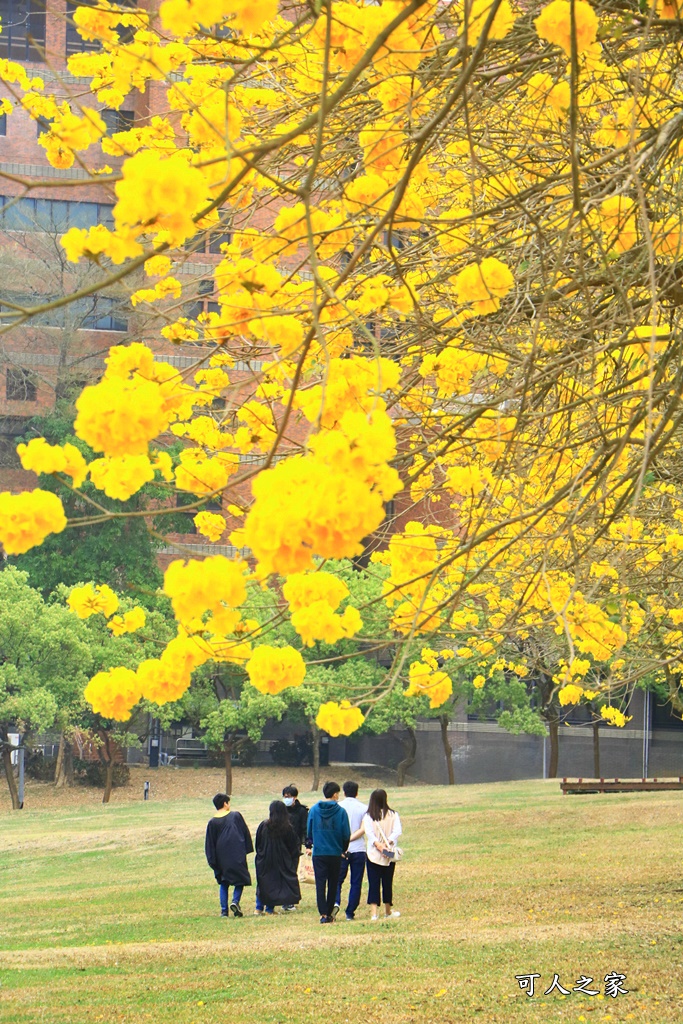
0,567,93,808
66,591,175,802
175,660,286,795
361,688,431,787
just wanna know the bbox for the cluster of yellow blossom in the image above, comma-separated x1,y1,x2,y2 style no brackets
68,582,147,637
316,700,365,737
404,661,453,709
163,556,246,624
246,645,306,695
39,105,105,169
283,572,363,647
108,607,147,636
0,491,67,555
452,258,514,317
68,583,119,618
174,449,239,495
113,151,209,247
17,438,87,488
194,511,227,542
84,667,142,722
534,0,598,56
600,706,631,728
74,344,183,458
242,411,400,576
89,455,155,501
84,633,209,720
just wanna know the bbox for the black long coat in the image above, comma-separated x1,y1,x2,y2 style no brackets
205,811,253,887
286,800,309,847
255,820,302,907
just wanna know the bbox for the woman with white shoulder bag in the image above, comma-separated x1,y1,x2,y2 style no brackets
349,788,402,921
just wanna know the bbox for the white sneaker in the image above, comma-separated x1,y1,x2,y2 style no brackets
370,915,379,921
385,910,401,919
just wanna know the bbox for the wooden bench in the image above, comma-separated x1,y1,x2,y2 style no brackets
561,777,683,794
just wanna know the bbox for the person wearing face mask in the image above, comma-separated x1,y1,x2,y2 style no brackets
281,784,308,912
282,784,308,846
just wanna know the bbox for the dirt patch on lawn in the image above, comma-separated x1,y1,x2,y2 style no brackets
0,762,421,812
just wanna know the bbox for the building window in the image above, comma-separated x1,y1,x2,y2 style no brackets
175,492,198,534
0,0,46,62
66,0,136,55
208,223,232,254
0,113,6,137
190,279,220,319
101,108,135,135
36,115,50,136
80,296,127,332
183,213,232,255
6,367,37,401
0,195,114,233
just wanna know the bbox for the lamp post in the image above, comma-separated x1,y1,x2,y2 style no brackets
17,733,25,809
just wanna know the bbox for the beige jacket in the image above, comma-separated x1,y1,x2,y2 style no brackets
362,810,402,866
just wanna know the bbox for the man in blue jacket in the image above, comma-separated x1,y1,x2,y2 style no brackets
306,780,351,924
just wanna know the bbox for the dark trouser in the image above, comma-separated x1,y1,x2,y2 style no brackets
336,851,366,917
313,855,342,918
366,859,396,906
219,884,243,912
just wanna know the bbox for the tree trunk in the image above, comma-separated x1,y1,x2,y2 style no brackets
592,720,600,778
1,742,21,810
397,727,417,787
311,722,320,792
548,716,560,779
54,732,65,786
440,715,455,785
101,733,114,804
55,734,73,788
224,736,233,795
102,761,114,804
63,741,74,787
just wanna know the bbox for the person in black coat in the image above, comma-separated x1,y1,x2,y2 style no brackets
282,784,308,847
205,793,253,918
254,800,302,915
282,784,308,912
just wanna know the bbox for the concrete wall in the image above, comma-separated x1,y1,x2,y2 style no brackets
337,690,683,785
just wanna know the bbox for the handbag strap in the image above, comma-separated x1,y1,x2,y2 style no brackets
374,812,394,849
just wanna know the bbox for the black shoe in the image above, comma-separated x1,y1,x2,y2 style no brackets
221,909,229,917
230,902,243,918
331,904,340,920
320,915,334,924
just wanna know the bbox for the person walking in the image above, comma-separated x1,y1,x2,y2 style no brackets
204,793,253,918
282,784,309,847
351,788,402,921
333,780,367,921
281,783,308,912
306,780,350,924
254,800,302,916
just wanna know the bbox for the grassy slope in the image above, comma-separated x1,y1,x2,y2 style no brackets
0,780,682,1024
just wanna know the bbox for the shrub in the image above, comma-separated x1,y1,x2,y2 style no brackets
73,758,130,788
25,751,57,781
270,735,313,767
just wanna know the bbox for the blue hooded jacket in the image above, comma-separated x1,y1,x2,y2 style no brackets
306,800,351,856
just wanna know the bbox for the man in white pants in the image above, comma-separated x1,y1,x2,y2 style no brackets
333,780,367,921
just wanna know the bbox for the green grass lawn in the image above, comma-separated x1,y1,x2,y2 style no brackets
1,779,682,1023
